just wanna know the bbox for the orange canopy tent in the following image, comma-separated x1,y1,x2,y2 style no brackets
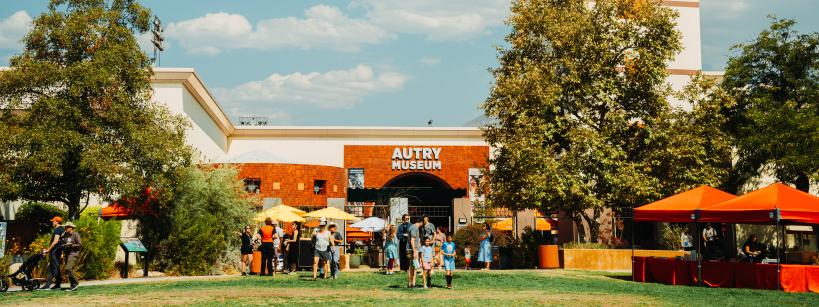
634,185,736,222
699,183,819,224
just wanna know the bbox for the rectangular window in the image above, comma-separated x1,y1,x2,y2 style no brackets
243,178,261,194
313,180,327,195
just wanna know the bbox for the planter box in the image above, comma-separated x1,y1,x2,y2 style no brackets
561,248,687,271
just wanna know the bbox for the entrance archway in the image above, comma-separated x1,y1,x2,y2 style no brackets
383,172,456,231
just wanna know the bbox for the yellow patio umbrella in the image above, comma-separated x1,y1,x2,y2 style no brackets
254,207,305,223
304,207,358,221
493,218,552,231
271,204,306,216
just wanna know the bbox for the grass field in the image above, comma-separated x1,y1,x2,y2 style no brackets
2,270,818,306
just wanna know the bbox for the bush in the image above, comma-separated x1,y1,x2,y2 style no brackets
142,165,254,275
75,215,121,280
562,242,608,249
660,223,686,250
15,202,66,235
453,223,511,267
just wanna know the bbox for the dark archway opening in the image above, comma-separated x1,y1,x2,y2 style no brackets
383,172,457,231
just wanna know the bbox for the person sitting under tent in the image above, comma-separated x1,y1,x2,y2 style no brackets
742,234,763,263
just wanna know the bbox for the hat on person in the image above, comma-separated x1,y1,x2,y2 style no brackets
63,222,76,229
328,223,337,228
50,216,63,223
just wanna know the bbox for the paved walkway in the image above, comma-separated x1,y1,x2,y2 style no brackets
4,274,236,293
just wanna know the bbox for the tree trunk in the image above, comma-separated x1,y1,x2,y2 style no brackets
582,209,602,243
67,187,82,220
569,212,586,243
795,173,810,192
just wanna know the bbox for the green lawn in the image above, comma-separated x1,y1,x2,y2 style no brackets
1,270,817,306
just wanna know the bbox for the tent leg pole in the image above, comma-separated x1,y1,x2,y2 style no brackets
696,221,702,287
631,212,635,283
776,218,785,290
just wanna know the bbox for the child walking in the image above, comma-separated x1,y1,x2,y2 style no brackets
421,237,435,289
441,233,456,289
463,243,472,270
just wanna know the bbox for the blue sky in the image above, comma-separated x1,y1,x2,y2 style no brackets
1,0,818,126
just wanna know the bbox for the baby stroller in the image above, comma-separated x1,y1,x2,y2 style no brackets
0,253,45,292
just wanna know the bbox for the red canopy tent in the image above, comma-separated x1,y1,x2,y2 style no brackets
699,183,819,224
635,185,737,222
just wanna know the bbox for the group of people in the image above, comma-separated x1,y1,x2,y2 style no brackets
37,216,82,291
237,218,344,280
679,223,767,262
237,214,496,289
384,214,494,289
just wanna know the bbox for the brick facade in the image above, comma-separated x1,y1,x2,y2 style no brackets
235,163,346,207
344,145,489,189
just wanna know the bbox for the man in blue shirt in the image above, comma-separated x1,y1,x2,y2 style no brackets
441,233,457,289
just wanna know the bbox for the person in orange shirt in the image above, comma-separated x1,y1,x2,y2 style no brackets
259,218,276,276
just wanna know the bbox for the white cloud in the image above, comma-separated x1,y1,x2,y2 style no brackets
214,65,408,116
419,56,441,66
165,5,390,55
708,0,750,20
0,11,32,49
352,0,510,41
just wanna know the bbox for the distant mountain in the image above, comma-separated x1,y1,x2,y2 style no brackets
463,115,496,127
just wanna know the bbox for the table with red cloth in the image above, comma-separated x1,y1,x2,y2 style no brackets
632,256,819,293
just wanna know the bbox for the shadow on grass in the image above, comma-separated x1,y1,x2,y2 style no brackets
604,275,633,282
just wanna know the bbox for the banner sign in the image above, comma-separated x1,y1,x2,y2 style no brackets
347,168,365,216
0,222,6,258
468,168,485,203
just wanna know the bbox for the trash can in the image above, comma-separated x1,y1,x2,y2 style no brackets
251,250,261,274
538,245,559,269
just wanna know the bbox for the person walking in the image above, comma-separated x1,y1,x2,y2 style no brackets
312,222,333,280
406,218,422,288
478,223,493,270
397,214,411,272
441,233,456,289
239,225,255,275
384,225,398,275
61,222,82,292
328,223,343,279
420,237,434,289
285,222,301,274
433,227,446,270
38,216,65,290
271,223,283,275
259,218,276,276
421,216,436,241
463,243,472,270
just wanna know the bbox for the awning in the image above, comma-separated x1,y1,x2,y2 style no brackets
634,185,736,222
699,183,819,224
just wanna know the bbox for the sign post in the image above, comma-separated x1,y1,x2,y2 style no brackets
120,238,149,278
0,222,6,258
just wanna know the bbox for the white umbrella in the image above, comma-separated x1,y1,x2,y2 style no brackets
350,216,387,232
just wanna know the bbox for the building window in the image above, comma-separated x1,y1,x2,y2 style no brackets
314,180,327,195
243,178,261,194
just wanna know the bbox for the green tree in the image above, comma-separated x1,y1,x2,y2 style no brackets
0,0,192,219
646,74,734,196
722,18,819,192
140,165,255,275
483,0,693,242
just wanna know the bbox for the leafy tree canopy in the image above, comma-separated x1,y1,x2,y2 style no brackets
483,0,730,242
722,17,819,192
0,0,192,219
